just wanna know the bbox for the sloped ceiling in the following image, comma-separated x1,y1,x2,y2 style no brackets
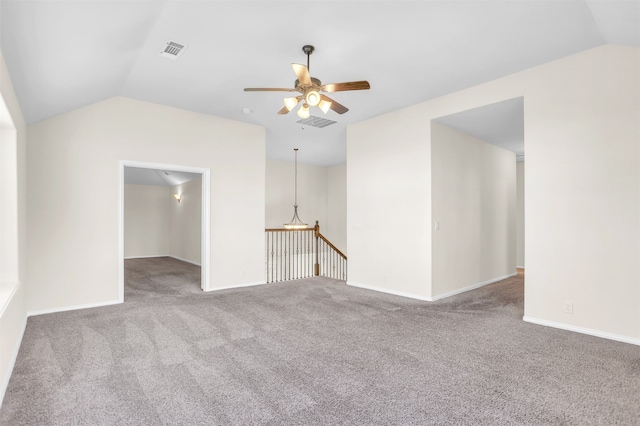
1,1,638,165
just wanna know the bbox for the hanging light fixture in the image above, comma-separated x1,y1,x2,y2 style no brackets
284,148,308,229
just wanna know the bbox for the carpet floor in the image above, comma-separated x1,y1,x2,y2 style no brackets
1,257,639,425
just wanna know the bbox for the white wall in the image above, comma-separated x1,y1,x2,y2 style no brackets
265,159,327,230
516,161,525,268
326,163,347,254
27,96,265,313
0,49,27,406
265,159,347,255
124,184,171,258
431,121,516,298
124,178,202,265
347,108,433,300
170,177,201,265
522,46,639,342
348,45,639,343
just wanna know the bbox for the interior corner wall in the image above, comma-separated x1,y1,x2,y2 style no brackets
124,184,171,258
0,48,27,406
27,96,265,313
170,177,202,265
516,161,525,268
431,121,516,298
347,44,639,342
265,159,328,230
326,163,347,254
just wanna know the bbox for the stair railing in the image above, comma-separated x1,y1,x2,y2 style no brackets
265,221,347,283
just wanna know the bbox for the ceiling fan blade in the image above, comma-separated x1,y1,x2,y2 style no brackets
322,81,370,93
292,63,312,85
244,88,296,92
277,106,290,115
321,94,349,114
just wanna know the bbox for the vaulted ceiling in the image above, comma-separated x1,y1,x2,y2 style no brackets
1,1,638,165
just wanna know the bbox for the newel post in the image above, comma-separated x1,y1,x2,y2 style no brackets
314,220,320,276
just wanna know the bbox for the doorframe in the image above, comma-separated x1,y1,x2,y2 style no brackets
118,160,211,301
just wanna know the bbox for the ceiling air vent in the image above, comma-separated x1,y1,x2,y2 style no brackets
296,115,338,129
160,41,187,60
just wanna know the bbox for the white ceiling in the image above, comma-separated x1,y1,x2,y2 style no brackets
124,167,201,187
435,97,524,158
1,1,638,165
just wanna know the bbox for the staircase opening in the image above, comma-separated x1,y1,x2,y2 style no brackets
265,221,346,282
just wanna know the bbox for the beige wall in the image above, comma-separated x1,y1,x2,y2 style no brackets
326,164,347,254
265,159,347,255
347,107,433,300
0,49,27,406
124,178,202,265
265,159,328,230
516,161,525,268
348,45,639,343
27,96,265,313
124,184,171,258
431,121,516,298
170,177,202,265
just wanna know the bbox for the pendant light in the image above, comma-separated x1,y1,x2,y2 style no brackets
284,148,308,229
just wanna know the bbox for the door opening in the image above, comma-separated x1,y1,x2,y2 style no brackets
118,160,211,301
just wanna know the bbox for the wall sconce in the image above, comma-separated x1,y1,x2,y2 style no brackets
172,193,182,204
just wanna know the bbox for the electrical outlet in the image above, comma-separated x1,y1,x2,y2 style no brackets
564,302,574,314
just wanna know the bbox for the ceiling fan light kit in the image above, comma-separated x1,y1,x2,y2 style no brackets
297,104,310,119
284,96,299,111
244,45,370,119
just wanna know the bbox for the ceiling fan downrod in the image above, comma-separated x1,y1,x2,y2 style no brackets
302,45,314,71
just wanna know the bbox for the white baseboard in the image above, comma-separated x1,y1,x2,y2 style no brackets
28,299,121,317
124,254,169,259
346,281,431,301
516,265,525,269
204,281,268,292
430,272,518,301
523,316,640,346
124,255,201,267
169,255,201,267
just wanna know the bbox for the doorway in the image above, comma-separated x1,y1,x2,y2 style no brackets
430,96,524,299
118,160,211,301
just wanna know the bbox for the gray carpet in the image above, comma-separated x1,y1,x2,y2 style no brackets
1,257,639,425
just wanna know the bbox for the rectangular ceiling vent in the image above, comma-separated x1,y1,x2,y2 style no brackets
160,41,187,60
296,115,338,128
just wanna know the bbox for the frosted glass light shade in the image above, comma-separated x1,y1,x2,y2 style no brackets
297,104,310,119
305,90,321,106
318,99,331,114
284,96,299,111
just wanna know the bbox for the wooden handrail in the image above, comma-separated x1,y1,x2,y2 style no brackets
265,227,314,232
317,233,347,260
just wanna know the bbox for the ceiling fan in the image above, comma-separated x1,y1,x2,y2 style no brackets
244,45,370,118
